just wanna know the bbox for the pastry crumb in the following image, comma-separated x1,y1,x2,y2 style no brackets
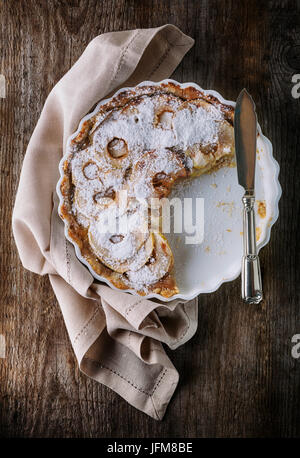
257,200,266,218
216,201,235,217
256,227,262,241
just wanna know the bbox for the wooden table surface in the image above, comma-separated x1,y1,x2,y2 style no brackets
1,0,299,438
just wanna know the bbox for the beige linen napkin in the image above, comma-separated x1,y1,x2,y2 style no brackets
12,24,198,420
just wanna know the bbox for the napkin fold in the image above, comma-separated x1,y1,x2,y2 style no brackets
12,24,198,420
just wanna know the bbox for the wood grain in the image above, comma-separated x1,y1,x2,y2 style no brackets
0,0,299,438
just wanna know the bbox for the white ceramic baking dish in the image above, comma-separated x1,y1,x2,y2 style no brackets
56,79,281,302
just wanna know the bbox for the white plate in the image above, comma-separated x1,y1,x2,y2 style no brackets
57,79,282,302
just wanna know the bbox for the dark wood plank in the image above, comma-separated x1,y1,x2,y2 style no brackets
0,0,299,438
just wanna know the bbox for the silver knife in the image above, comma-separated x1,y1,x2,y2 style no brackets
234,89,263,304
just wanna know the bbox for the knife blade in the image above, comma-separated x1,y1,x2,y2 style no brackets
234,89,257,191
234,89,263,304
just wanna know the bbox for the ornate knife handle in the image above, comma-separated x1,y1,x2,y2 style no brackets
241,193,263,304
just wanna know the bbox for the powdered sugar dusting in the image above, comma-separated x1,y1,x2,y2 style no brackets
124,233,171,292
130,149,184,199
173,104,223,148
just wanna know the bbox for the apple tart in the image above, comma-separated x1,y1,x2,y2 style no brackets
59,81,235,297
